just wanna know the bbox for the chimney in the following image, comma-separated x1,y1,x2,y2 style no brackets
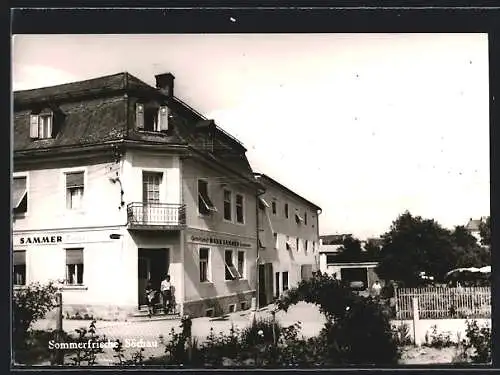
155,73,175,97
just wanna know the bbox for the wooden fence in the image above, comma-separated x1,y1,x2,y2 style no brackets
394,286,491,320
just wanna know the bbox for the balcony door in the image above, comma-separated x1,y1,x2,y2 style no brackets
142,172,162,224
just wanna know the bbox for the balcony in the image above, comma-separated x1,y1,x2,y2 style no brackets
127,202,186,231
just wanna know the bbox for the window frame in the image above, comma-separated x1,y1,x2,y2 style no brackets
62,168,87,212
142,171,163,204
13,172,29,217
237,250,246,279
272,200,277,215
199,247,211,283
13,249,27,286
65,248,84,286
197,179,217,216
282,271,289,291
30,111,54,140
235,193,245,224
273,232,278,249
284,203,289,219
224,249,242,281
223,189,233,222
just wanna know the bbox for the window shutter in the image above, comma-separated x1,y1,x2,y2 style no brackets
136,103,144,129
30,115,39,138
66,249,83,264
158,106,169,131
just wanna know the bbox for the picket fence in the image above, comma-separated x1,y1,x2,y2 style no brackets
394,286,491,320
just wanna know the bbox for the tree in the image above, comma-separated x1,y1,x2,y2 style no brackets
364,239,382,259
376,211,460,287
478,216,491,247
451,225,490,268
336,236,363,261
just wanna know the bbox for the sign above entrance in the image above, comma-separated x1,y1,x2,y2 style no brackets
190,235,252,248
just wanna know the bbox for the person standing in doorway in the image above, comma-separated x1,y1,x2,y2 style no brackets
145,279,156,318
372,280,382,298
161,275,172,314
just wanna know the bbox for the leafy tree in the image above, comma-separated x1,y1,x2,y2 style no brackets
364,239,382,259
478,216,491,247
376,211,459,287
336,236,363,261
452,226,490,268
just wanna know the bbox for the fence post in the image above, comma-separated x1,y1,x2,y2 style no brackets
54,292,64,365
412,297,420,346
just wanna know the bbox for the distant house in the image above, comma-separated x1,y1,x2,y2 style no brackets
319,234,383,293
465,217,488,244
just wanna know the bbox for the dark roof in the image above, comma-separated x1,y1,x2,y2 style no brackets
13,72,152,106
320,234,352,245
254,173,321,211
13,71,257,185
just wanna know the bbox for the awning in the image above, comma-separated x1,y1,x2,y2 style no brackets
286,241,292,251
12,177,27,209
13,250,26,266
259,197,270,209
225,263,241,279
295,213,304,223
199,192,217,212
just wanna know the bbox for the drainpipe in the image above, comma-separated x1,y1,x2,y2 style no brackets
255,187,265,310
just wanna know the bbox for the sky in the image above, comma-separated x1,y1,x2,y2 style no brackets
11,34,490,239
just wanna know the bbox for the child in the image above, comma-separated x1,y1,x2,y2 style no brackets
145,280,156,318
160,275,172,314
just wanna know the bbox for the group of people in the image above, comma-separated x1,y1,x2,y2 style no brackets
145,274,174,318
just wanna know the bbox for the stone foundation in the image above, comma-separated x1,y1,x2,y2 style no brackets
183,291,255,318
45,304,136,321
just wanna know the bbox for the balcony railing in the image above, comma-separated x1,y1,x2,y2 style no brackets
127,202,186,229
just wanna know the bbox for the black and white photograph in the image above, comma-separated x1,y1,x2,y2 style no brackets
11,31,492,367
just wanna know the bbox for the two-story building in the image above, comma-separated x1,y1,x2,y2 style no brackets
12,72,262,319
253,173,321,307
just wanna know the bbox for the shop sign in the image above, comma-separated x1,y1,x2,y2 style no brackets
190,235,252,248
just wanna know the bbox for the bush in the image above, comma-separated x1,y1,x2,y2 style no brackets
462,320,491,363
424,325,454,349
392,322,412,346
13,282,59,351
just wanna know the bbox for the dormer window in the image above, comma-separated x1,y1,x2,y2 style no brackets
136,103,169,132
30,112,54,139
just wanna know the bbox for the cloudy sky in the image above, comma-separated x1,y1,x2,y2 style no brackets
12,34,490,239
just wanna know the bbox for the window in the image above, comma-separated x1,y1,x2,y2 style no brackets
66,172,84,210
296,238,300,252
272,200,277,215
305,240,308,254
275,272,280,298
30,113,53,139
312,241,316,253
199,248,210,282
13,250,26,285
235,194,244,223
282,271,289,291
228,304,236,313
205,308,214,317
66,249,84,285
13,176,28,214
237,251,245,279
284,203,289,218
304,212,308,225
136,103,169,132
143,172,162,203
225,250,241,281
198,179,217,215
295,212,304,224
273,232,278,249
286,236,291,251
240,302,247,310
223,189,232,221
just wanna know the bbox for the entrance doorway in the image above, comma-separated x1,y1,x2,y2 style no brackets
258,263,273,308
138,248,169,307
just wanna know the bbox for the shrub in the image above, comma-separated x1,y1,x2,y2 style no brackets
392,322,412,346
424,325,454,349
462,320,491,363
277,273,400,365
13,281,59,351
